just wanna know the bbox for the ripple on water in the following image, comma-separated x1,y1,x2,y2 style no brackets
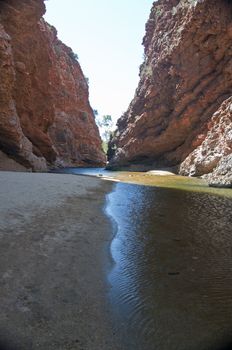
107,183,232,350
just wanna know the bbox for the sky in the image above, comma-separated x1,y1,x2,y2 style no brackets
44,0,154,125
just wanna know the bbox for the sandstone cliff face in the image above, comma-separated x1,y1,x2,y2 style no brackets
0,0,105,170
109,0,232,185
180,97,232,187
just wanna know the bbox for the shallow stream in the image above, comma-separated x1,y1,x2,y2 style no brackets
55,167,232,349
107,183,232,350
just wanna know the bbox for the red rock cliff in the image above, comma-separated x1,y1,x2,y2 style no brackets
0,0,105,170
109,0,232,185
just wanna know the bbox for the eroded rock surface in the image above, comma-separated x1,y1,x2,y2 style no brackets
180,97,232,187
109,0,232,185
0,0,105,170
207,154,232,188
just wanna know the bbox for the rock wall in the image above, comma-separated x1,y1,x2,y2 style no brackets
180,97,232,187
108,0,232,185
0,0,105,171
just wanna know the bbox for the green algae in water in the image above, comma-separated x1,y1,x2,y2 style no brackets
107,172,232,198
51,167,232,198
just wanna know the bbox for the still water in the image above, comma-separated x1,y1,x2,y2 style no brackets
54,167,232,349
51,167,114,176
107,183,232,350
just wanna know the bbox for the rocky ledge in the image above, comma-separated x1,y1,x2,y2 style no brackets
108,0,232,187
0,0,105,171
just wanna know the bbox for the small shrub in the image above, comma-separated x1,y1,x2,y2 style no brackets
85,76,89,85
68,51,79,61
152,5,163,18
93,109,98,117
140,63,153,79
156,8,163,16
102,140,108,154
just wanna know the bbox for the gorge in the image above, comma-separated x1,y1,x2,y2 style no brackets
0,0,231,188
0,1,232,349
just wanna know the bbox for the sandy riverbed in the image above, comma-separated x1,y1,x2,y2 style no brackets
0,172,119,350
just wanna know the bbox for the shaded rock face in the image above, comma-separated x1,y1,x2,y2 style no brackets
109,0,232,183
0,0,105,170
180,97,232,187
207,155,232,188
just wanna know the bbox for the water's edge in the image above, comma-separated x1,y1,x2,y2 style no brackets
51,168,232,350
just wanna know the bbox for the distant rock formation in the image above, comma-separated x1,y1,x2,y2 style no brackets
0,0,105,171
108,0,232,186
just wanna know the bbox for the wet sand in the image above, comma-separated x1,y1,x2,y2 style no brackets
0,172,119,350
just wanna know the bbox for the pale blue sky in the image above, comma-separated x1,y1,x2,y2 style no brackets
44,0,154,124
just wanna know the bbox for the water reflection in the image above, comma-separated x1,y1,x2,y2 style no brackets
50,167,114,176
106,183,232,350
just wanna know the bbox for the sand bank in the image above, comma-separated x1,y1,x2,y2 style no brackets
0,172,119,350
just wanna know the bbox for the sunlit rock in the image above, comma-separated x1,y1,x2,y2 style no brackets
0,0,105,170
109,0,232,187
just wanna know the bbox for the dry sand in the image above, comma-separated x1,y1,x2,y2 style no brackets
0,172,120,350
